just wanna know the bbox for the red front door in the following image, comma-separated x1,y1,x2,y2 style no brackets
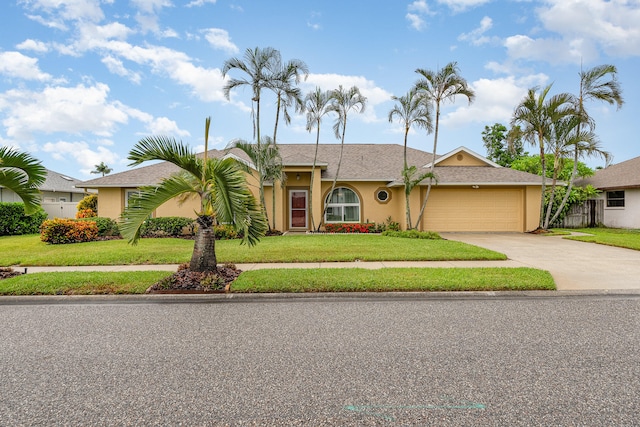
290,190,308,229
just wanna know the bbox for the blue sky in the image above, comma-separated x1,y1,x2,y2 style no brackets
1,0,638,179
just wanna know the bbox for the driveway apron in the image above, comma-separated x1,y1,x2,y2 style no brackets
441,233,640,291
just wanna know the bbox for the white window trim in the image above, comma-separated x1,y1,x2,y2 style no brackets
125,189,139,208
324,187,361,223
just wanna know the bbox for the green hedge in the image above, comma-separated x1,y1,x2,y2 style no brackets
140,217,196,238
77,217,120,237
0,203,48,236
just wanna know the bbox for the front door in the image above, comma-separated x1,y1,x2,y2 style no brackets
289,190,308,229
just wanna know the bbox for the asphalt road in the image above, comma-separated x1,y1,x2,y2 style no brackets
1,294,639,426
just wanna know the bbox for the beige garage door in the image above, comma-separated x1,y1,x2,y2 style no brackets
423,188,523,232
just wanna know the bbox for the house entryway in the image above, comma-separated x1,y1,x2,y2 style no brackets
289,190,308,230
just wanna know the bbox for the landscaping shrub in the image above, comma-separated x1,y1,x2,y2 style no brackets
381,230,441,240
40,218,99,244
0,203,48,236
214,224,239,240
76,195,97,217
374,216,401,233
325,223,376,233
77,217,120,237
140,217,196,238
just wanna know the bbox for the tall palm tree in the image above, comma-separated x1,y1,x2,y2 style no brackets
269,56,309,145
323,85,367,227
388,89,433,229
91,161,113,176
552,64,623,223
120,119,267,272
413,62,475,229
511,84,575,229
227,137,284,231
0,147,46,214
222,47,280,219
305,87,332,230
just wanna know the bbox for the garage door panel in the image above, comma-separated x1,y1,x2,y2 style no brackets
424,188,523,232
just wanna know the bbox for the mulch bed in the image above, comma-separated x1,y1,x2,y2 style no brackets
0,267,24,280
146,264,242,294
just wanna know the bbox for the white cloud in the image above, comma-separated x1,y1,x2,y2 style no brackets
130,0,173,34
0,51,52,81
408,0,431,13
442,74,549,127
146,116,191,137
406,13,426,31
101,55,142,84
0,83,129,139
458,16,494,46
42,140,121,175
186,0,216,7
505,0,640,65
21,0,105,24
437,0,491,12
16,39,49,52
202,28,239,54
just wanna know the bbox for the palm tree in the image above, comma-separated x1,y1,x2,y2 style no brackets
323,85,367,227
269,56,309,145
0,147,46,214
304,87,332,230
91,161,113,176
222,47,280,219
551,64,623,224
413,62,475,229
511,84,575,229
119,118,267,272
227,137,285,231
388,89,433,229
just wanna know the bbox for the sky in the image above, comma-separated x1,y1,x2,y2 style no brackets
1,0,638,180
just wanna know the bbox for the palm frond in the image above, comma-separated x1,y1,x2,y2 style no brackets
128,136,202,178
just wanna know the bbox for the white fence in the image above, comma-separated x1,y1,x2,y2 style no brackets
41,202,78,219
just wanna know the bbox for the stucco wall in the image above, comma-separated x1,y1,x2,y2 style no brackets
599,189,640,228
96,188,123,219
437,153,488,167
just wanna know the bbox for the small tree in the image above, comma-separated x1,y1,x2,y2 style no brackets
76,194,98,218
482,123,525,167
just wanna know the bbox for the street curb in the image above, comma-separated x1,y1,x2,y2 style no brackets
1,289,639,305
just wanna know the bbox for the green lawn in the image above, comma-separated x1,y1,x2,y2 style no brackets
561,228,640,251
0,267,555,295
0,234,506,266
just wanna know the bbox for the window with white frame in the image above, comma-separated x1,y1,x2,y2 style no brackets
125,189,140,208
325,187,360,223
606,190,625,207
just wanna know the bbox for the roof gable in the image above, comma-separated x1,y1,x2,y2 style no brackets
429,147,501,168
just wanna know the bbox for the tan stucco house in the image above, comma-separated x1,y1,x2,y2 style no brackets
80,144,543,232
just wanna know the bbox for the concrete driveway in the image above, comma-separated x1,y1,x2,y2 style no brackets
441,232,640,291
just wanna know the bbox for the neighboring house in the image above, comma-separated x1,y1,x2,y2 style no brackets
0,168,90,219
79,144,544,232
577,155,640,228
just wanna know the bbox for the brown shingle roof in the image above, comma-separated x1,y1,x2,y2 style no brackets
576,155,640,190
79,144,542,187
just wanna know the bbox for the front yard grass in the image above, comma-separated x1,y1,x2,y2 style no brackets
0,267,555,295
0,234,506,266
561,228,640,251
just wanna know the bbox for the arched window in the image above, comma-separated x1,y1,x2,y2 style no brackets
325,187,360,223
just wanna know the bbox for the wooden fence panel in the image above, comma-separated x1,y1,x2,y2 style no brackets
553,199,603,228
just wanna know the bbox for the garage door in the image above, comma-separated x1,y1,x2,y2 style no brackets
423,188,523,232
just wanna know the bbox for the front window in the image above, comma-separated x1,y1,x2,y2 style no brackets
606,191,625,208
325,187,360,223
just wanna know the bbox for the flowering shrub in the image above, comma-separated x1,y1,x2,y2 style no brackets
324,223,376,233
40,218,99,244
76,208,97,218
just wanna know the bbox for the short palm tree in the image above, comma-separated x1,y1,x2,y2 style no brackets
413,62,475,229
120,119,267,272
0,147,46,214
305,87,332,230
511,84,575,229
323,85,367,226
388,89,433,229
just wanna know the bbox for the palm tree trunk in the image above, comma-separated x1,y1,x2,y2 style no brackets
402,128,412,230
322,123,347,229
538,136,547,229
310,125,320,231
544,167,559,229
414,104,440,230
190,215,217,272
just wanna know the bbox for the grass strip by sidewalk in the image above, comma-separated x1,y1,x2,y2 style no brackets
232,267,555,292
561,228,640,251
0,268,555,295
